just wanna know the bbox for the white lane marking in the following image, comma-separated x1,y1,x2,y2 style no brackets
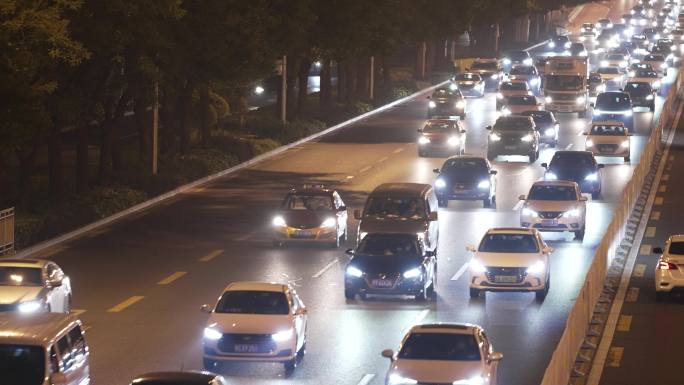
199,249,223,262
376,156,389,163
393,147,405,154
359,165,373,173
357,374,376,385
565,143,574,150
633,264,646,277
577,130,585,137
512,200,525,211
402,309,430,334
451,261,471,281
312,258,339,278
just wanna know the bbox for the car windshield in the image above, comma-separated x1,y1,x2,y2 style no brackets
522,111,553,125
398,333,481,361
635,70,658,77
215,291,289,315
472,62,498,70
607,54,625,60
508,51,529,60
500,82,527,91
356,234,419,257
432,89,457,98
455,74,480,81
583,23,593,28
494,117,532,131
0,267,42,286
551,152,595,168
589,74,602,83
554,36,569,43
510,66,535,75
478,233,540,253
283,194,333,211
508,96,536,105
645,54,665,61
596,94,631,109
545,75,582,91
591,124,626,135
441,159,489,181
423,122,457,133
669,242,684,255
0,344,45,385
625,82,651,95
598,67,620,74
571,43,585,50
364,196,426,220
528,185,577,200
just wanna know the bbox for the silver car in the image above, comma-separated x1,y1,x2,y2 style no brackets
0,259,72,313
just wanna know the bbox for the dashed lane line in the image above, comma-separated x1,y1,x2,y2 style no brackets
650,211,661,220
312,258,339,278
633,264,646,277
625,287,639,302
617,315,632,332
451,261,471,281
392,147,405,154
639,244,652,255
157,271,187,285
565,143,574,150
199,249,224,262
606,347,624,368
359,165,373,173
107,296,144,313
376,156,389,163
659,184,667,193
401,309,430,334
655,197,664,205
645,227,656,238
72,309,86,317
357,374,376,385
512,200,525,211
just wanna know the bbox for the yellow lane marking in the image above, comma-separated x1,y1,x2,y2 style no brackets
107,296,144,313
607,347,624,368
617,315,633,332
633,264,646,277
359,165,372,173
157,271,187,285
662,174,670,181
626,287,639,302
651,211,661,220
659,184,667,193
645,227,656,238
199,249,224,262
72,309,87,317
392,147,405,154
655,197,664,205
639,244,652,255
376,156,389,163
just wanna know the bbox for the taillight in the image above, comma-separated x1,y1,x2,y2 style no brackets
658,260,678,270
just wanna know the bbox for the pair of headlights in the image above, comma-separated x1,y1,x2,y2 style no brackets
419,136,460,146
346,266,421,279
586,139,629,148
204,326,293,342
389,373,484,385
435,179,489,189
470,259,546,275
273,216,336,228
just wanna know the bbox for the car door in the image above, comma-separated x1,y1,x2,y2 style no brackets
425,190,439,252
289,290,307,350
479,331,499,384
334,192,348,238
46,263,67,312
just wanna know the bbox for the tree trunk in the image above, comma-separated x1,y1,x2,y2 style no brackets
134,96,151,175
337,60,346,103
286,56,298,118
199,83,210,146
319,59,332,107
160,87,175,154
98,88,130,184
297,57,311,116
76,125,89,192
48,124,62,199
236,85,248,131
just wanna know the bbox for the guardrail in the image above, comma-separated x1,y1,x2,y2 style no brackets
0,208,15,256
540,64,684,385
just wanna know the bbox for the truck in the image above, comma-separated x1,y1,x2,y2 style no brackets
543,56,589,117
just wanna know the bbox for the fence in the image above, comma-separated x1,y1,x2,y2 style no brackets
0,207,15,256
540,63,684,385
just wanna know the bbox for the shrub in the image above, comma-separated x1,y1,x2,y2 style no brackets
282,119,326,143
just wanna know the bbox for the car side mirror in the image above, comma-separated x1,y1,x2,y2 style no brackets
541,163,548,169
46,278,62,288
417,128,423,133
354,209,362,220
580,196,589,201
345,248,355,256
295,308,308,316
589,102,595,108
486,125,492,130
544,246,554,254
428,211,438,221
653,247,664,254
598,164,605,169
466,245,476,252
381,349,395,359
200,304,213,313
433,168,440,174
489,352,504,362
50,373,68,385
338,206,347,212
426,250,436,257
518,194,526,200
490,170,498,175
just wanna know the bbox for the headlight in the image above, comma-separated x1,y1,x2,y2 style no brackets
621,140,630,148
456,101,466,109
597,84,606,92
450,83,458,91
530,78,540,85
521,134,533,142
359,232,368,240
273,216,286,227
477,180,490,189
321,217,337,228
600,60,609,67
580,51,588,57
203,327,222,340
545,96,552,103
18,300,42,313
545,128,556,136
565,41,572,48
523,58,533,65
428,101,436,108
418,136,430,144
453,376,485,385
346,266,363,278
403,268,422,279
545,172,558,180
489,133,501,141
625,110,633,117
585,172,598,181
522,207,538,217
661,62,668,68
646,94,654,100
271,329,294,342
576,96,586,104
388,373,417,385
503,58,511,65
548,41,556,48
496,92,504,99
619,61,628,67
628,71,636,77
501,107,511,116
435,178,446,188
447,136,460,146
653,80,661,88
490,73,499,80
526,260,546,274
563,208,580,217
586,139,594,147
470,259,486,273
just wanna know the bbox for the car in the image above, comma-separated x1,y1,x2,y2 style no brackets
580,22,596,36
507,65,541,94
596,67,625,90
453,72,485,97
0,259,72,313
519,110,559,147
548,35,571,54
611,23,632,39
643,27,661,42
467,227,552,300
623,81,657,110
627,69,662,93
618,41,638,56
519,180,588,240
597,18,613,31
584,120,632,162
642,53,669,75
381,323,503,385
621,13,634,26
417,119,466,157
654,236,684,300
130,372,228,385
600,53,630,70
201,281,308,371
272,184,348,248
631,34,650,54
669,28,684,44
495,80,531,110
570,42,588,57
469,58,503,87
344,233,437,301
501,50,533,67
542,150,604,199
597,29,619,51
592,91,634,129
534,56,548,76
650,44,674,60
486,115,539,162
628,62,655,73
501,95,542,116
433,156,497,208
427,87,466,118
654,38,677,55
588,72,607,96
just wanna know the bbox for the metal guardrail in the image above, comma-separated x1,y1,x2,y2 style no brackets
540,64,683,385
0,207,15,256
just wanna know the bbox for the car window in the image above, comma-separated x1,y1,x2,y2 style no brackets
364,196,426,220
521,111,553,125
423,122,457,133
433,89,458,97
68,326,87,358
508,96,537,105
472,62,498,70
478,233,540,253
510,66,535,75
591,124,626,135
551,152,595,167
494,117,533,131
398,333,481,361
500,82,527,91
595,93,631,109
635,70,658,77
668,242,684,255
356,234,419,256
545,75,582,91
0,267,43,286
528,185,577,201
454,73,480,81
283,194,333,211
0,344,46,384
597,67,620,74
56,335,72,372
625,82,651,94
215,291,289,315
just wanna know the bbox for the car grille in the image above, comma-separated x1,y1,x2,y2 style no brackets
218,333,276,354
553,94,576,101
539,211,563,219
365,273,401,289
597,144,618,152
0,304,16,312
485,267,527,284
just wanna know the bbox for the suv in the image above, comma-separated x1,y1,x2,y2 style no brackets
354,183,439,254
654,236,684,300
519,180,588,240
585,120,632,162
469,58,503,87
433,156,497,208
501,50,533,67
417,119,466,157
592,91,634,129
501,95,542,116
0,259,72,313
519,110,559,147
624,81,656,110
427,87,466,118
344,233,437,301
467,228,553,300
381,323,503,385
486,115,539,162
542,151,604,199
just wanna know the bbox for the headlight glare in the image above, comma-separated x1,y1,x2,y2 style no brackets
346,266,363,278
477,180,490,189
563,208,580,217
203,327,222,340
526,260,546,274
496,92,504,99
321,217,337,228
489,133,501,141
585,172,598,181
447,136,460,146
418,136,430,144
545,96,552,103
435,178,446,188
271,329,294,342
273,216,286,227
621,140,630,148
522,207,538,217
388,373,417,385
545,172,558,180
521,134,533,142
456,101,466,109
403,268,422,279
586,139,594,147
470,259,486,273
545,128,556,136
428,101,436,108
576,96,586,104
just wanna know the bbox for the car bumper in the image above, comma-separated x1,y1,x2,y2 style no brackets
436,187,491,200
488,142,535,156
521,216,584,231
586,145,630,157
545,102,586,113
274,226,337,242
428,107,465,117
345,276,425,296
203,339,297,363
469,271,547,292
655,270,684,292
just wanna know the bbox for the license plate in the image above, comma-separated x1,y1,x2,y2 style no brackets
494,275,518,283
371,279,393,288
541,219,557,226
295,230,313,237
504,145,516,150
234,344,259,353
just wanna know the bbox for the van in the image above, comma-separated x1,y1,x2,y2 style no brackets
354,183,439,253
0,313,90,385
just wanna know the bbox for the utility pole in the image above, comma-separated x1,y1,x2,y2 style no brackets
152,81,159,175
281,55,287,123
369,56,375,100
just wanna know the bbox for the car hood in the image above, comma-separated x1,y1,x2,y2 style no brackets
0,286,44,305
359,218,428,235
456,80,480,86
423,131,460,140
525,200,580,212
391,359,484,383
507,104,542,112
441,172,488,185
474,252,542,267
207,313,293,334
349,255,422,275
280,210,334,228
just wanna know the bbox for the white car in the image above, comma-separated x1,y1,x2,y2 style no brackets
654,235,684,300
467,228,552,301
585,120,631,161
601,53,630,69
495,80,531,110
201,281,308,371
381,323,503,385
519,181,588,241
0,259,72,313
501,95,542,116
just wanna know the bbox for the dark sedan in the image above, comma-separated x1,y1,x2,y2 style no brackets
344,233,436,301
519,110,559,147
542,151,604,199
427,87,466,118
624,81,656,111
433,156,497,208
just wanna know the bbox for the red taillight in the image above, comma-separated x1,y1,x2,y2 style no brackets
658,260,678,270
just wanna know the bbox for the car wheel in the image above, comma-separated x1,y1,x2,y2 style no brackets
487,151,496,161
460,145,465,155
297,342,306,358
284,356,297,371
528,151,536,163
438,198,448,208
496,102,501,110
574,229,585,241
330,234,340,248
415,285,428,301
650,103,655,112
578,110,586,119
551,140,557,148
64,295,72,313
535,281,549,301
203,358,218,371
656,291,668,301
591,191,601,200
483,198,492,208
469,287,480,298
344,289,356,300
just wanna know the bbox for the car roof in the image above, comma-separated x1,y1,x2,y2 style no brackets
444,155,488,162
0,313,80,345
426,119,459,126
531,180,578,188
474,58,498,63
668,235,684,243
486,227,538,235
225,281,289,293
372,183,431,195
289,184,334,195
409,323,480,335
0,259,48,268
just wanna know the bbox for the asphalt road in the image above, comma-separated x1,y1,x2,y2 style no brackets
28,2,679,385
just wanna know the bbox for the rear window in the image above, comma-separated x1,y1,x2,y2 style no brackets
494,117,533,131
500,82,527,91
510,66,535,75
398,333,480,361
215,291,289,315
598,67,620,74
357,234,419,256
595,93,631,110
528,185,577,201
669,242,684,255
591,124,626,135
423,122,458,133
454,73,481,81
0,344,45,385
282,194,333,211
472,62,498,70
478,233,539,253
508,96,537,105
365,196,426,220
